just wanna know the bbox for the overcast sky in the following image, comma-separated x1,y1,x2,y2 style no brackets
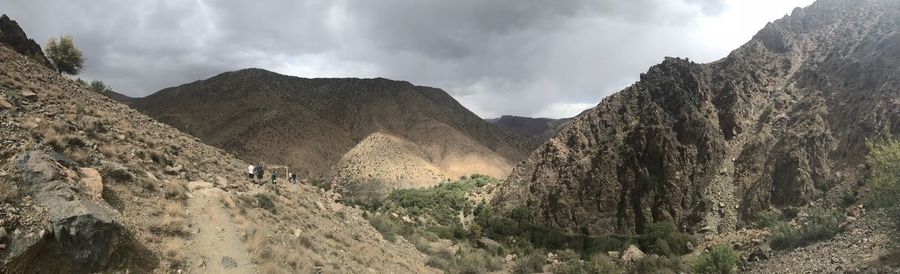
5,0,814,118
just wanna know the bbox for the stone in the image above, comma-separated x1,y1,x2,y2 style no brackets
77,168,104,200
0,97,13,110
101,161,135,182
164,164,183,175
214,176,228,188
20,90,37,99
621,245,645,262
14,151,123,272
476,237,503,251
221,256,238,268
0,226,7,240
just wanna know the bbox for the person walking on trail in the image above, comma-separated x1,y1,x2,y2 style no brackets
248,164,255,180
289,172,297,184
271,173,277,185
256,163,265,180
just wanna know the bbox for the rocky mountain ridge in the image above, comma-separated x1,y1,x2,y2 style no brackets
498,0,900,236
488,115,571,149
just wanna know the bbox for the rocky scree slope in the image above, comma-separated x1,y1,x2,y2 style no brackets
130,70,529,186
498,0,900,236
0,19,433,273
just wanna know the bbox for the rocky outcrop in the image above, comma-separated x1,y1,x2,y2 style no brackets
498,0,900,235
3,151,122,272
0,15,52,69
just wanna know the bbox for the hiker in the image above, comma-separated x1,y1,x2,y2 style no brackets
256,163,265,180
330,177,338,192
248,164,255,180
290,172,297,184
271,173,277,184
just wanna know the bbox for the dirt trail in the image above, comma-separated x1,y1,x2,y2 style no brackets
184,185,256,274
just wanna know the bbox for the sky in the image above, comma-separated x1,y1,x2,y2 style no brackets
4,0,814,118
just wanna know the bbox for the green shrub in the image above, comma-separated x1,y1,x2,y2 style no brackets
341,179,388,210
754,210,785,229
864,133,900,209
632,256,683,274
693,244,739,274
89,80,112,94
254,193,276,212
513,251,545,274
769,208,842,250
367,214,408,242
553,254,622,274
426,247,503,274
636,222,695,256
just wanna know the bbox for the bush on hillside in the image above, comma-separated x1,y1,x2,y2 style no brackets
864,133,900,209
636,222,696,256
769,208,842,250
633,256,684,274
693,244,739,274
45,35,84,75
89,80,112,94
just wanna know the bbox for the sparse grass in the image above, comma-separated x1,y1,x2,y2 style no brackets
367,214,406,242
769,208,842,250
693,244,738,274
754,210,786,229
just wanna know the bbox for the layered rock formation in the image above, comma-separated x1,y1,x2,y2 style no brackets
498,0,900,235
0,15,52,69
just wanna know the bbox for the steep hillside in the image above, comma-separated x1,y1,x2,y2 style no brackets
498,0,900,236
488,115,570,149
130,70,528,186
0,17,433,273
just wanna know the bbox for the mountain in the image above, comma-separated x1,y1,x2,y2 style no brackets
130,70,529,187
487,115,570,148
0,15,51,69
497,0,900,235
0,17,434,273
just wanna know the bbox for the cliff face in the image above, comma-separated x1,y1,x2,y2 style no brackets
498,0,900,235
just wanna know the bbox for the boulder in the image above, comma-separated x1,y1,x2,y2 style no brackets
0,96,13,110
100,161,135,182
214,176,229,188
164,164,183,175
77,168,104,200
621,245,645,262
11,151,122,272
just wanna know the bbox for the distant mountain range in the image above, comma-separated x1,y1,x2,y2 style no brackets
486,115,570,149
128,69,530,187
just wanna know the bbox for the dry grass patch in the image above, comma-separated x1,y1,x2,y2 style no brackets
151,203,191,236
162,238,187,269
0,177,20,202
163,180,189,200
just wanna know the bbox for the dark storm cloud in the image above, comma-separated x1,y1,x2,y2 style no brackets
2,0,811,118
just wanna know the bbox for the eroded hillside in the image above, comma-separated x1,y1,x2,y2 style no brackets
0,17,434,273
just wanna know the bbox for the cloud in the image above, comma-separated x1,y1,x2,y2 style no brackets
3,0,814,118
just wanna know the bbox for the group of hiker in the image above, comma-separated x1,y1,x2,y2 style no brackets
247,163,298,185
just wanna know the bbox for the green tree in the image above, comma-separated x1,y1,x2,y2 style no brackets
45,35,84,75
89,80,112,94
864,132,900,209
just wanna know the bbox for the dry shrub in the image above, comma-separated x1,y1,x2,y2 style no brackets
152,203,190,236
163,180,189,200
246,226,269,257
99,144,122,160
162,238,187,269
258,263,282,274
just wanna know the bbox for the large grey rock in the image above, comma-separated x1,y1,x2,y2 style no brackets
8,151,123,272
